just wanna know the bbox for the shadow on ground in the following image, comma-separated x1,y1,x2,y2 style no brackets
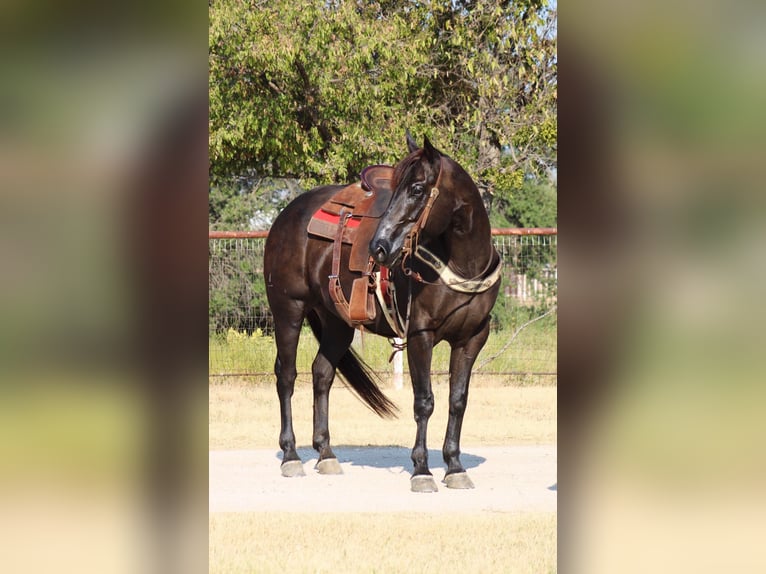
278,445,486,471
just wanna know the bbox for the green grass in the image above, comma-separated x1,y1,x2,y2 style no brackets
209,318,556,384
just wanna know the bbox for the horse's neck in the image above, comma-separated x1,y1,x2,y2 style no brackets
442,168,494,277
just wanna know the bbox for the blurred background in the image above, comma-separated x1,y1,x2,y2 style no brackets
561,0,766,572
0,2,207,573
1,0,765,572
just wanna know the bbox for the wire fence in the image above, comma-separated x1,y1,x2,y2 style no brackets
209,229,557,385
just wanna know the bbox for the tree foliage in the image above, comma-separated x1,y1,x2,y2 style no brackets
490,180,557,228
209,0,556,228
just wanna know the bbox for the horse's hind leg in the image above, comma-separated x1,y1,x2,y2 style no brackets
442,322,490,489
273,303,306,477
309,310,354,475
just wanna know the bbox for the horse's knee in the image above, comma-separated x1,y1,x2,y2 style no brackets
276,355,297,381
277,369,296,390
413,393,434,420
449,395,467,416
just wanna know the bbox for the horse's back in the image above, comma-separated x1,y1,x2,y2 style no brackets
264,185,343,299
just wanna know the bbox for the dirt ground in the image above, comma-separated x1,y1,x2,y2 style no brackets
210,444,556,513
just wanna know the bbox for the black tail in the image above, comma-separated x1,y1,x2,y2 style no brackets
307,311,398,419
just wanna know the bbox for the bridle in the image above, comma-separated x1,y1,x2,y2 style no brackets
398,156,443,272
397,156,501,291
383,155,502,356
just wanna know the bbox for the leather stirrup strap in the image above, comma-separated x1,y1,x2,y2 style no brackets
328,211,353,322
328,209,378,326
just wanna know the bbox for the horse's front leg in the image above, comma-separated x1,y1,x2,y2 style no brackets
442,322,490,489
407,331,438,492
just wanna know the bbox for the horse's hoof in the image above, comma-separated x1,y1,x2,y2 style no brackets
315,458,343,475
444,472,474,489
411,475,439,493
280,460,305,477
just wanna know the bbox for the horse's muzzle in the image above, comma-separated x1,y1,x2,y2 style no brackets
370,237,390,264
372,233,403,266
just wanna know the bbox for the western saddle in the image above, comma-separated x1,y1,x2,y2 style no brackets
307,165,395,328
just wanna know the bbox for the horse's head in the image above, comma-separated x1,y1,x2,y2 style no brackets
369,134,452,267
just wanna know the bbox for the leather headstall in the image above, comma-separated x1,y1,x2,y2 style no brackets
399,156,444,274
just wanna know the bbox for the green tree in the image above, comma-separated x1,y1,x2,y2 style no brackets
489,180,557,228
209,0,556,229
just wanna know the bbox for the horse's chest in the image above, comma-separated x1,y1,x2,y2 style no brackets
412,290,492,338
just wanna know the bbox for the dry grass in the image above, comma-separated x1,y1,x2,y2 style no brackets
209,379,556,450
210,511,557,574
210,379,557,572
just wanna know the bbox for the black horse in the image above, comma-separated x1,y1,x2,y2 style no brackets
263,135,501,492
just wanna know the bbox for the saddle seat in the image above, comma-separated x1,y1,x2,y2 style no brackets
307,165,395,326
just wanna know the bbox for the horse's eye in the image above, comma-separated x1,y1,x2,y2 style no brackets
412,183,425,195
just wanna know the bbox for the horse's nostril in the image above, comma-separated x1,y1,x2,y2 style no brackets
374,245,387,262
371,240,389,263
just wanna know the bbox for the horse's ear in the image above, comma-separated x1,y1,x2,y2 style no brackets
406,131,419,153
422,136,440,163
